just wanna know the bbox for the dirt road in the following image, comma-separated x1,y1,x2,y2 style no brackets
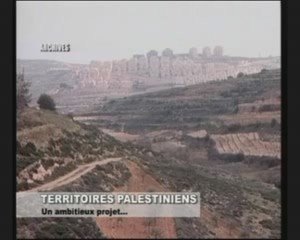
24,157,122,192
96,160,177,239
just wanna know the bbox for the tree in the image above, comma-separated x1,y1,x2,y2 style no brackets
260,68,268,74
271,118,277,127
67,112,74,120
16,72,31,111
237,72,244,78
37,94,56,111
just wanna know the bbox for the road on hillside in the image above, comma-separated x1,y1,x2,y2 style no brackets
22,157,122,192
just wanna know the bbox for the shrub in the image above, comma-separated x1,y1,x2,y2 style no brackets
252,122,262,129
49,138,56,148
49,162,76,180
271,118,278,127
260,68,268,74
37,94,56,111
16,156,39,174
235,153,245,161
26,142,36,152
42,158,55,170
17,181,29,191
227,123,241,132
60,144,72,157
220,153,244,162
237,72,244,78
53,150,60,157
35,223,74,239
258,104,274,112
259,219,274,229
240,230,250,238
16,140,21,153
220,91,231,98
67,112,74,120
85,156,96,163
19,142,37,156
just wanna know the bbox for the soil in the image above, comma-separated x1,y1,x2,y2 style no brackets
96,160,177,239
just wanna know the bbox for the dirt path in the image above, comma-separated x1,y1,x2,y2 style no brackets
21,157,177,238
96,160,177,239
24,157,122,192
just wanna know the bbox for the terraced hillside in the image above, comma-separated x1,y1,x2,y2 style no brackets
71,68,281,238
17,68,281,238
211,132,280,158
16,108,178,239
17,108,164,192
79,69,280,133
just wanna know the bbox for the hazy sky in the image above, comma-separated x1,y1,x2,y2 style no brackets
17,1,280,64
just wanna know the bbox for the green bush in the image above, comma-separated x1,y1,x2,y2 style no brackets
16,140,21,153
49,162,76,180
42,158,55,170
237,72,244,78
53,150,60,157
271,118,278,127
259,219,274,229
49,138,56,148
60,144,72,157
37,94,56,111
220,153,244,162
260,68,268,74
35,223,74,239
17,181,29,191
16,156,39,174
67,112,74,120
19,142,37,156
227,123,241,132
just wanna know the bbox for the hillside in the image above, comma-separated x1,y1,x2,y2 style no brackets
16,108,165,192
17,108,121,191
17,68,281,238
17,56,279,114
80,69,280,132
16,108,176,239
73,69,281,238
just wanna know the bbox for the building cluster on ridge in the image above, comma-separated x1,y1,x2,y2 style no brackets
133,46,224,60
72,45,279,91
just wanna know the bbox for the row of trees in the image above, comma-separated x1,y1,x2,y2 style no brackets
17,73,56,111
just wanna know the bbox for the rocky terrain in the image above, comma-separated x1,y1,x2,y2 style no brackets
16,108,174,239
16,108,161,192
17,68,281,238
75,68,281,238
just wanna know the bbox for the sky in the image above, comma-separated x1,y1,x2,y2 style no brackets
17,1,281,64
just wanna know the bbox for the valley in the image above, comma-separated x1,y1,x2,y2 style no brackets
17,69,281,238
